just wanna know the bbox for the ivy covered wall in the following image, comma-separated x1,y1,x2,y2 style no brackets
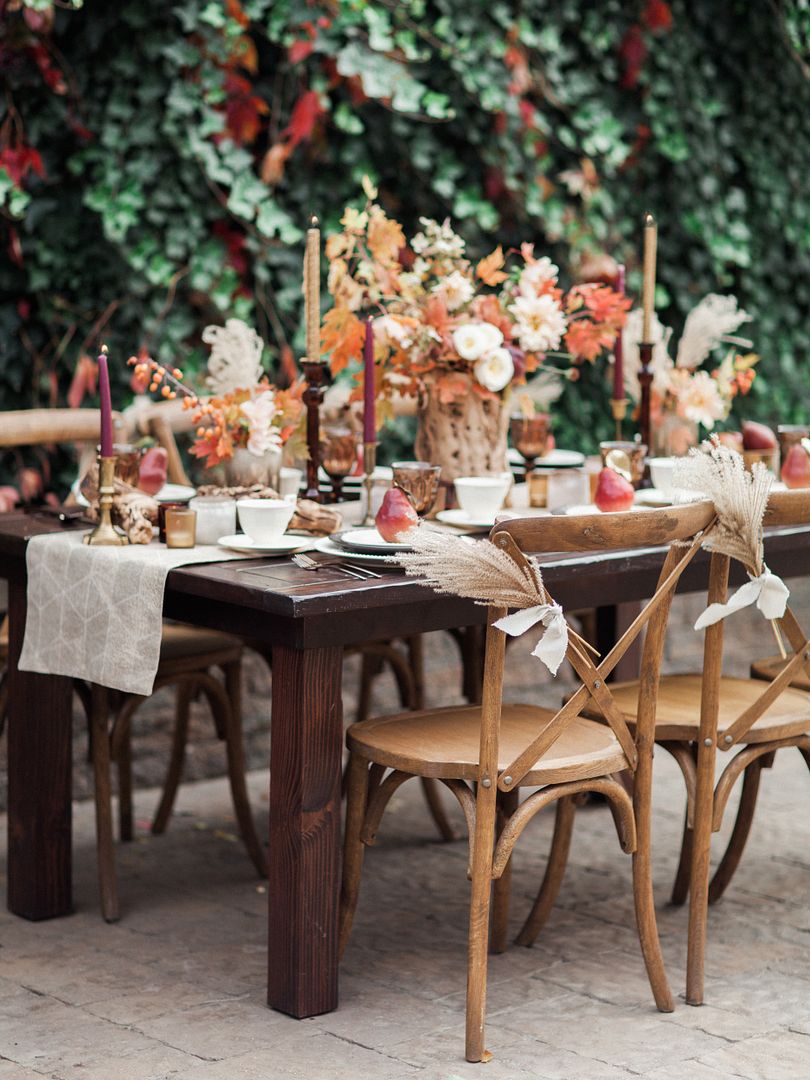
2,0,810,454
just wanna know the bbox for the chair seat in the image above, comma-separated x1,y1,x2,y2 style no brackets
158,623,241,663
751,654,810,693
595,675,810,743
347,704,627,786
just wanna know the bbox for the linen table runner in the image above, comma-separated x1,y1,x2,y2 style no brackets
18,532,251,696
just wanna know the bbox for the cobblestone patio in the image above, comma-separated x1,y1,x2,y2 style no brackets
2,585,810,1078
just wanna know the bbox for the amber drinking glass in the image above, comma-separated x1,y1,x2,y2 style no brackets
391,462,442,517
321,426,357,503
510,414,550,479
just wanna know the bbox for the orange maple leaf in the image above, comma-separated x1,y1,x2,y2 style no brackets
434,372,470,404
476,246,508,286
321,307,366,374
367,208,405,267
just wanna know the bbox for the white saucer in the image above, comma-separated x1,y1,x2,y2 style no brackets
314,538,397,564
436,508,519,531
335,528,413,554
216,534,314,555
508,448,585,469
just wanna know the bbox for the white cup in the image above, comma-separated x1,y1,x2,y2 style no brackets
237,497,295,544
188,496,237,545
454,474,512,519
649,457,676,496
279,467,303,499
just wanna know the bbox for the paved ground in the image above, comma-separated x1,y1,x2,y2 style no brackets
2,585,810,1078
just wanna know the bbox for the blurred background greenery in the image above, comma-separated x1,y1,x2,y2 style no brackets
2,0,810,485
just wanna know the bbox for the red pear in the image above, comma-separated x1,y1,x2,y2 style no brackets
375,487,419,542
138,446,168,495
717,431,744,452
781,444,810,489
594,467,635,513
741,420,777,451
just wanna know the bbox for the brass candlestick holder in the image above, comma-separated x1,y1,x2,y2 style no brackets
302,359,329,502
611,398,629,441
362,441,377,526
84,455,128,546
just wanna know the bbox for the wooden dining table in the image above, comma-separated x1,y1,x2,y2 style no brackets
1,511,809,1021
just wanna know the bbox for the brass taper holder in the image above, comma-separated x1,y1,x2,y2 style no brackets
362,441,377,526
84,455,128,546
611,398,628,441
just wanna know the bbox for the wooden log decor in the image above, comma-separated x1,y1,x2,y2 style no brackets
414,373,510,482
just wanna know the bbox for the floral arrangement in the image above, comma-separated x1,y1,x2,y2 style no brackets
621,295,758,433
321,181,630,420
128,319,304,469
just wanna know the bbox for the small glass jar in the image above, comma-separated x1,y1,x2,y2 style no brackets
165,507,196,549
157,501,185,544
188,496,236,545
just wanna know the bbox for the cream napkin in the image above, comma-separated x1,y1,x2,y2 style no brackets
493,602,569,676
19,532,250,696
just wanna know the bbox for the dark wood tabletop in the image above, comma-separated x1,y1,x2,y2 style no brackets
1,510,809,1022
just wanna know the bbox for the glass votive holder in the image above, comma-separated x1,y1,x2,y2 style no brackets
599,441,647,488
165,507,196,549
188,496,236,545
157,501,185,544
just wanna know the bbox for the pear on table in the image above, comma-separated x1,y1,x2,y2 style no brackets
781,442,810,489
594,466,634,513
375,486,419,542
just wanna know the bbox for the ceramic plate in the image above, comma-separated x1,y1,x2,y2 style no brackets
435,508,517,531
334,528,413,554
314,538,398,564
508,448,585,469
216,534,314,555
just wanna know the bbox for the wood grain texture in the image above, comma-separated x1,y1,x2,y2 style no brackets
6,579,74,919
267,643,343,1018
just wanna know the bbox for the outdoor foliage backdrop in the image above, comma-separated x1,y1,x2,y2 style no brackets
3,0,810,464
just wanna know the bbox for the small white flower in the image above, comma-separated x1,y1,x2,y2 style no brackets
453,322,504,361
240,390,282,457
373,315,413,350
676,370,727,430
510,294,567,353
518,257,559,298
474,347,515,393
433,270,475,311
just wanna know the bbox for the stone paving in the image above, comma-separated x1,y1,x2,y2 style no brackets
2,585,810,1079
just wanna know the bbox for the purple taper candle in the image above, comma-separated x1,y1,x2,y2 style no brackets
98,345,114,457
612,264,625,401
363,316,375,444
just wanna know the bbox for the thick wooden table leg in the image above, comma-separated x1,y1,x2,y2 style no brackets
6,579,73,919
267,644,343,1018
596,603,642,682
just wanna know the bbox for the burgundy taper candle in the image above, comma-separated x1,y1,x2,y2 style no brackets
98,345,113,457
363,316,375,443
613,263,625,400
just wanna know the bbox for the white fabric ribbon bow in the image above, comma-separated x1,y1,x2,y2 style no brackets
493,603,569,676
694,568,790,631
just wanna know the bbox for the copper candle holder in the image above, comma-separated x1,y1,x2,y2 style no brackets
84,455,128,546
362,441,377,526
610,398,628,441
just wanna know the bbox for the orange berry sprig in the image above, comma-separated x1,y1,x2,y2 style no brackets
127,355,200,407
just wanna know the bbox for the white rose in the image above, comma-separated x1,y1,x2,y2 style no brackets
518,256,559,297
453,322,504,361
510,294,566,353
474,347,515,393
434,269,475,311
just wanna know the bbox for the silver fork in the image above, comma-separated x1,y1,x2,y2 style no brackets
291,552,380,579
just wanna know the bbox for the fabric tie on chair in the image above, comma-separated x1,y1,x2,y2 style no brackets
694,567,790,630
493,603,568,675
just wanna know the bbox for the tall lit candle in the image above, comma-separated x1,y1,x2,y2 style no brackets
305,215,320,362
98,344,113,457
613,263,625,400
641,212,657,343
363,316,375,444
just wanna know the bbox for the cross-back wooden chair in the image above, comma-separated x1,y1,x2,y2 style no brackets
0,407,265,923
582,489,810,1006
339,501,716,1062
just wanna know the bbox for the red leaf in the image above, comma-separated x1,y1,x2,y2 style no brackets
284,90,323,148
289,39,314,64
224,72,268,145
67,354,98,409
642,0,673,31
619,25,647,90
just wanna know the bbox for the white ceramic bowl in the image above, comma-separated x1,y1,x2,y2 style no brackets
454,474,512,519
649,457,677,496
279,467,303,499
237,498,295,543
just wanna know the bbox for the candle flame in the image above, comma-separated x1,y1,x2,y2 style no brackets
101,344,109,355
643,211,656,228
309,214,319,228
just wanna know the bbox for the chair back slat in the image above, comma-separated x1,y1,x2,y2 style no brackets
486,506,716,792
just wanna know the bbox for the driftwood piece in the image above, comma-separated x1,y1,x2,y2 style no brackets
80,465,159,544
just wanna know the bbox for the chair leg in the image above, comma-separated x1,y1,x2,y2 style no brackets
339,753,371,958
90,684,120,922
515,795,576,947
670,809,693,906
151,676,193,835
220,659,267,878
686,740,717,1006
406,635,425,710
490,789,518,954
708,758,766,905
465,779,498,1063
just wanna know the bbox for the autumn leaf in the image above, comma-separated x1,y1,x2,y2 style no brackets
367,206,405,267
289,39,314,64
435,372,470,404
225,73,269,145
285,90,323,148
260,142,292,185
321,307,365,374
67,354,97,409
476,246,508,286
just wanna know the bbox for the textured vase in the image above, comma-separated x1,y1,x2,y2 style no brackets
224,446,282,489
414,373,510,482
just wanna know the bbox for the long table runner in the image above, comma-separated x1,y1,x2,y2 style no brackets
18,531,251,696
